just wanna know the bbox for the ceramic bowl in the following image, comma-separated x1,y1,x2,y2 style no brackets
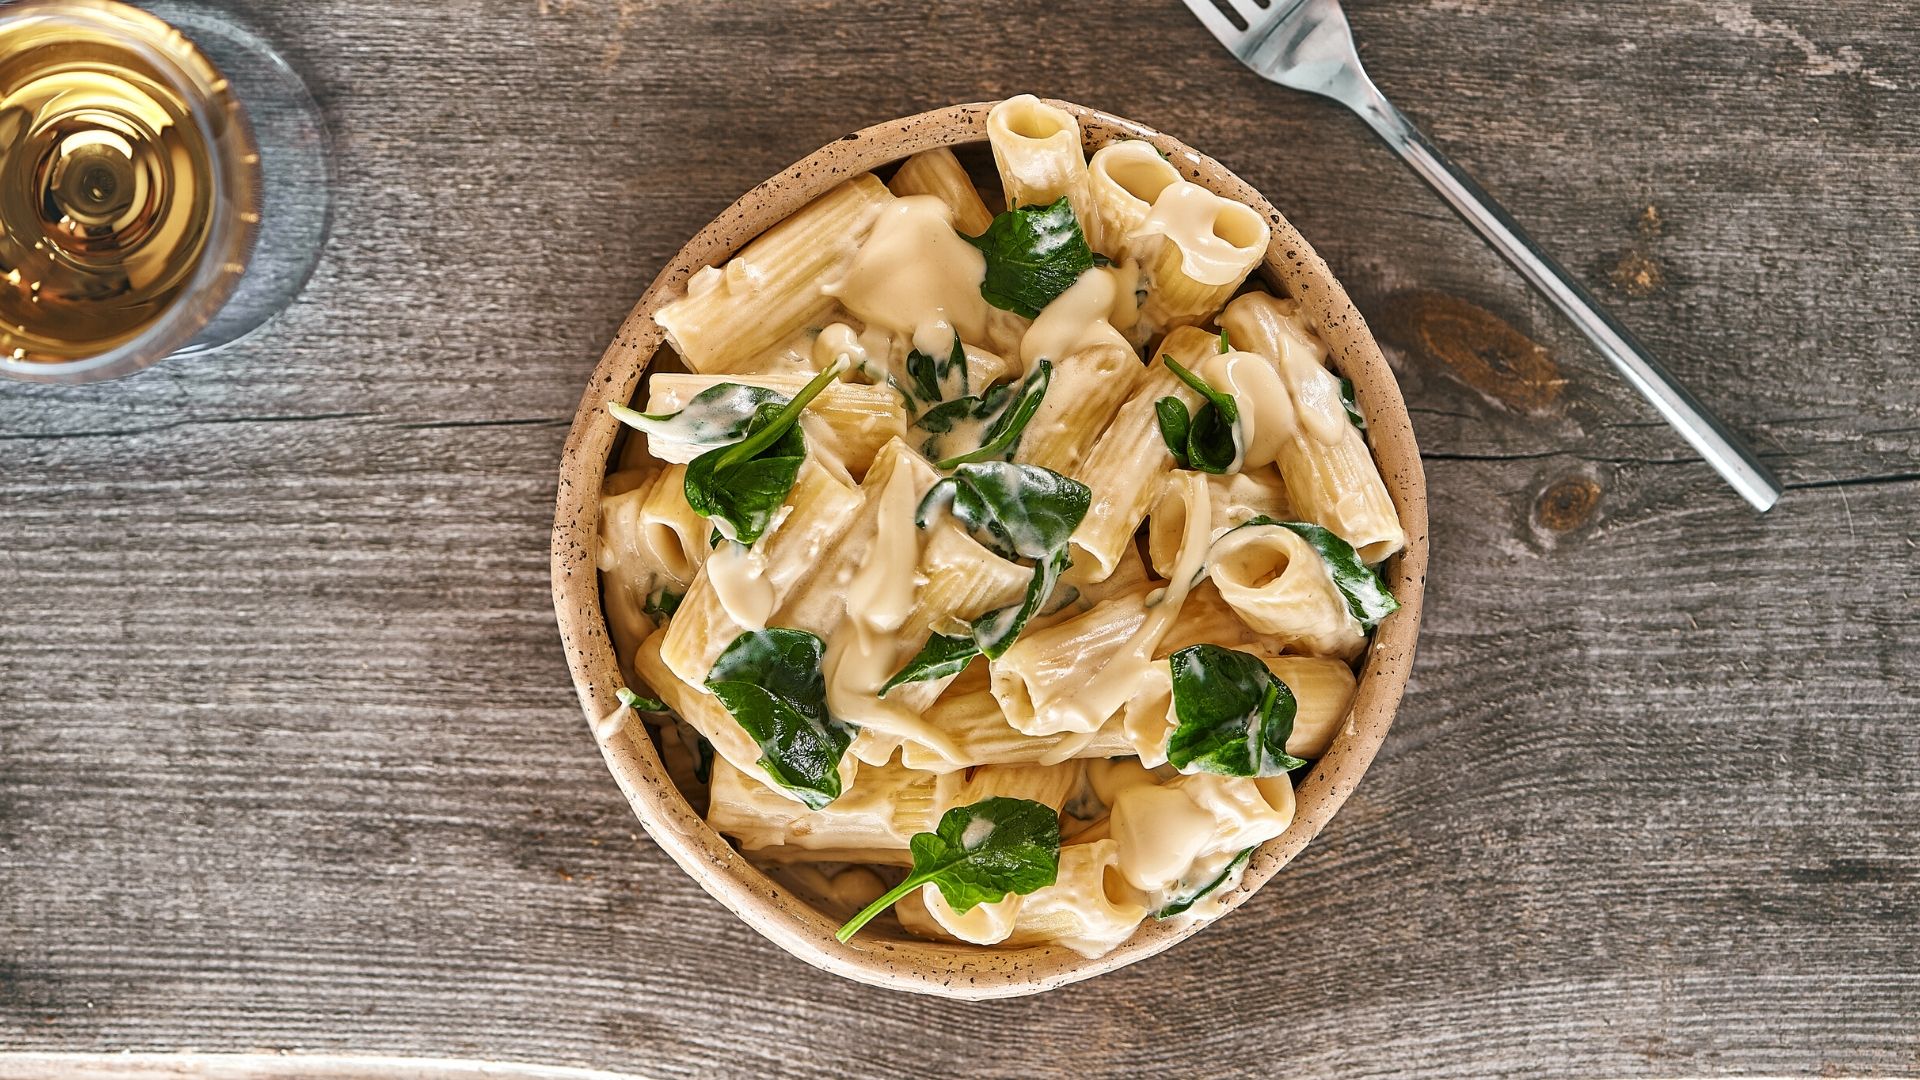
551,99,1427,1000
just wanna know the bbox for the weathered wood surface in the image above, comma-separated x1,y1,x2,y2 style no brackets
3,0,1916,1076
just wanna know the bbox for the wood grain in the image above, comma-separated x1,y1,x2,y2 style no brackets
1,0,1915,1076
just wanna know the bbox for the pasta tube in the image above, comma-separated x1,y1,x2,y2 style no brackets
1066,326,1219,579
1208,522,1367,659
706,756,959,865
1086,139,1182,261
633,628,858,805
1217,291,1404,563
1013,342,1140,477
1123,653,1358,768
1145,466,1292,578
986,95,1092,229
1001,839,1149,957
1134,181,1270,333
656,174,893,373
642,372,909,478
658,458,866,688
887,146,994,237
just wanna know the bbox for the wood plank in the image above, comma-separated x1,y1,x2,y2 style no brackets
1,0,1915,1076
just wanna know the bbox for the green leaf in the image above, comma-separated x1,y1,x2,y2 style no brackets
964,197,1095,318
1235,517,1401,626
835,796,1061,942
1165,644,1306,778
607,383,785,451
643,587,683,622
886,462,1091,687
928,360,1052,470
878,631,979,697
683,362,842,544
906,335,969,405
917,460,1089,562
1154,397,1191,467
971,549,1068,659
704,628,853,810
1339,377,1367,430
1155,846,1254,918
1164,355,1240,474
1217,328,1232,354
614,686,667,713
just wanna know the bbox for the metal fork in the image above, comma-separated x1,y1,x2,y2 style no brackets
1183,0,1782,511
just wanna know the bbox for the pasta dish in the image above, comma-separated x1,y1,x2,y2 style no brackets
595,96,1405,958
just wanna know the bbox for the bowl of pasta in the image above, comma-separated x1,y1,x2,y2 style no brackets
551,96,1428,998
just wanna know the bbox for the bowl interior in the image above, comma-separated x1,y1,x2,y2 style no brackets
550,100,1428,999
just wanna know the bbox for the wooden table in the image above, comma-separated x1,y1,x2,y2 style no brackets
4,1,1916,1076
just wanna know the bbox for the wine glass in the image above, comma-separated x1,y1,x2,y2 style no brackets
0,0,330,384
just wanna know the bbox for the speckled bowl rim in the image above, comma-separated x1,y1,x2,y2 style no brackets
551,99,1428,1000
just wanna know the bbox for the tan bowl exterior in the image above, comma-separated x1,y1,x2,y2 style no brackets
551,100,1428,1000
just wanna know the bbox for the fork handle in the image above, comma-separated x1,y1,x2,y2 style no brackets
1349,93,1782,511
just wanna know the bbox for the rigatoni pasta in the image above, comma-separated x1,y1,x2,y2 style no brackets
598,95,1405,959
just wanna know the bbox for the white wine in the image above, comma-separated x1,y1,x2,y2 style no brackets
0,0,260,366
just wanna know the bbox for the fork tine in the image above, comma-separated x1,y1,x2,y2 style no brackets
1178,0,1248,46
1221,0,1270,26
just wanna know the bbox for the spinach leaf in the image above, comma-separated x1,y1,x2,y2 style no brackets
916,460,1089,561
1155,397,1192,467
886,463,1090,687
1155,846,1254,918
1339,377,1367,429
878,630,979,696
614,686,667,713
703,628,853,809
1163,356,1240,474
965,197,1095,318
1235,517,1401,626
607,382,785,451
643,587,683,622
906,335,970,405
1217,328,1232,354
1165,643,1306,777
835,796,1061,942
918,360,1052,470
683,362,842,544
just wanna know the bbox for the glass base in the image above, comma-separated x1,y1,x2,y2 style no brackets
145,0,332,358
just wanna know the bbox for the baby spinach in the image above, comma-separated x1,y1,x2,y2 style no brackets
1165,643,1306,777
906,336,969,405
1155,846,1255,919
1162,356,1240,474
965,196,1095,318
918,459,1089,562
643,587,683,622
1155,396,1193,467
703,628,853,810
614,686,668,713
917,360,1052,470
1235,516,1400,626
607,382,786,451
835,796,1061,943
1339,377,1366,429
1217,328,1232,354
884,463,1090,689
682,362,842,545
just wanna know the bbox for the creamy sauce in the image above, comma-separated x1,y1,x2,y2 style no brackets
822,462,959,759
1196,349,1295,472
1026,473,1214,741
1019,264,1138,370
1132,181,1268,287
707,540,774,631
1088,140,1182,254
825,195,987,360
1269,320,1351,446
924,885,1022,945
